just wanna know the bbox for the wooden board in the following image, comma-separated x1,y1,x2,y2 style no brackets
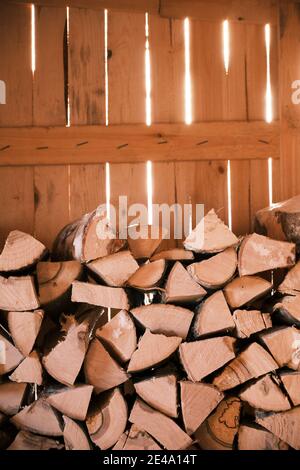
230,160,250,236
250,159,269,229
273,158,281,203
0,3,32,126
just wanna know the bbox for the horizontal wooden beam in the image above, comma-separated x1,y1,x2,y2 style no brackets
6,0,277,24
0,121,279,166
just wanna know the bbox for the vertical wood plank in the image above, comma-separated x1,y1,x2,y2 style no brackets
108,11,145,124
69,164,106,220
250,159,269,228
34,6,66,126
246,24,266,121
0,3,32,126
69,7,105,125
230,160,250,236
0,168,34,249
271,24,279,121
272,158,281,204
34,166,70,249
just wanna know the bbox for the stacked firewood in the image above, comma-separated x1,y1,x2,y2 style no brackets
1,206,300,451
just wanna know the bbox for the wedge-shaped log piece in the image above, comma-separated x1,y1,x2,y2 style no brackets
213,343,278,391
274,295,300,325
9,351,43,385
46,384,93,421
238,424,289,450
233,309,272,338
127,259,166,289
179,336,236,381
278,260,300,295
184,209,238,253
134,373,178,418
84,338,128,393
121,425,161,450
0,276,39,311
260,326,300,370
194,397,241,450
53,208,125,263
188,248,237,289
72,281,130,310
112,432,128,450
37,261,83,309
239,374,291,412
0,333,24,375
11,398,63,437
0,231,47,273
238,233,295,276
128,330,181,373
42,316,89,386
224,275,272,309
96,310,136,363
256,407,300,450
63,416,91,450
131,304,194,340
180,381,224,435
129,398,192,450
280,371,300,406
87,251,139,286
128,226,167,259
8,431,63,451
193,291,235,338
151,248,194,262
0,382,27,415
86,388,127,450
8,310,44,356
164,262,206,304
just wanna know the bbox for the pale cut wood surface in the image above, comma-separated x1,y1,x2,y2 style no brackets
260,326,300,370
193,290,235,338
0,231,46,273
63,415,91,450
121,425,161,450
127,259,166,289
72,281,130,310
9,351,43,385
238,424,289,450
8,431,63,451
0,276,39,312
0,333,24,376
280,371,300,406
134,373,178,418
256,406,300,450
224,275,272,308
164,261,207,304
8,310,44,356
47,384,93,421
11,398,63,437
239,374,291,412
233,309,272,338
88,251,139,287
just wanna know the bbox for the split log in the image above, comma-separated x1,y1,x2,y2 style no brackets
87,251,139,287
46,384,93,421
151,248,194,262
279,371,300,406
127,225,167,259
11,398,63,437
239,374,291,412
0,230,47,273
274,295,300,325
256,407,300,450
42,316,90,386
224,275,272,309
255,194,300,246
184,209,238,253
8,310,44,356
238,424,289,450
127,330,182,373
0,382,27,415
278,260,300,295
72,281,130,310
259,326,300,370
180,381,224,435
233,309,272,338
86,387,127,450
112,432,128,450
9,351,43,385
37,261,83,311
84,338,128,393
127,259,166,290
129,398,192,450
164,262,207,304
8,431,64,451
194,397,241,450
193,291,235,338
63,416,91,450
52,208,125,263
187,247,237,289
238,233,295,276
0,276,39,311
134,373,178,418
179,336,236,381
120,425,161,450
130,304,194,340
96,310,137,363
0,333,24,375
212,343,278,391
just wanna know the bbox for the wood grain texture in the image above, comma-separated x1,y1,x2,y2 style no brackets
273,158,281,203
231,160,250,236
69,7,105,125
34,6,66,125
250,159,269,230
0,3,32,126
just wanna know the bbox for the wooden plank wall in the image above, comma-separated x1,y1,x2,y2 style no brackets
0,2,279,249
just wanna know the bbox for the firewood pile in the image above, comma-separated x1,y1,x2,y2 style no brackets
1,206,300,451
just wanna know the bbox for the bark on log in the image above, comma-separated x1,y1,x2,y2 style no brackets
150,248,194,262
